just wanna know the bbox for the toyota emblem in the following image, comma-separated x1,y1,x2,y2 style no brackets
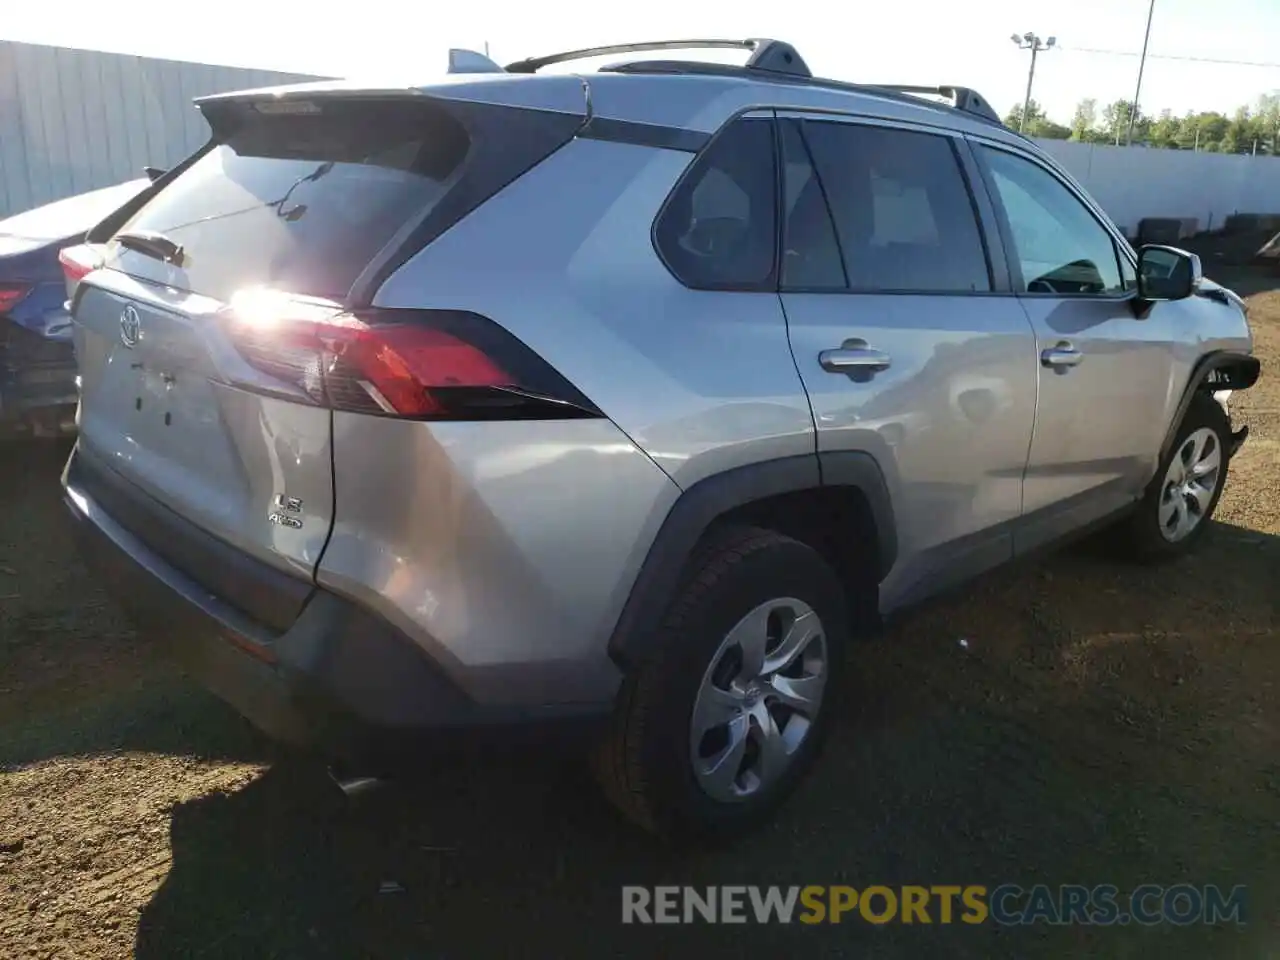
119,304,141,348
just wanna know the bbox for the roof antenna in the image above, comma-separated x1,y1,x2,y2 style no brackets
447,48,505,74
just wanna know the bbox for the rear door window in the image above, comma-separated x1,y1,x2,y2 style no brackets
654,118,778,290
779,119,845,290
798,120,992,293
114,99,472,302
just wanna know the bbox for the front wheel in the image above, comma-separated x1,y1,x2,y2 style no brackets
593,527,848,844
1121,395,1232,561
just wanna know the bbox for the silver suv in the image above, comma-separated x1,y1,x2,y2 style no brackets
60,39,1259,842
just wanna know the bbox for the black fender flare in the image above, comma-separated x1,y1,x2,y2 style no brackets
606,451,896,669
1159,350,1260,462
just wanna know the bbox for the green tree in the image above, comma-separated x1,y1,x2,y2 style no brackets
1100,99,1149,143
1148,109,1182,149
1179,112,1229,152
994,92,1280,152
1004,99,1046,132
1036,119,1072,140
1201,112,1230,144
1222,106,1254,154
1174,110,1200,151
1004,100,1071,139
1069,98,1099,142
1255,93,1280,153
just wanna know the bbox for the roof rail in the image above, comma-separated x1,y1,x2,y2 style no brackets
868,85,1001,125
602,60,1008,129
505,38,811,78
504,40,1004,128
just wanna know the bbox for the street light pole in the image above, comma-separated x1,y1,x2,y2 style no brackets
1011,33,1057,133
1126,0,1157,146
1020,45,1038,131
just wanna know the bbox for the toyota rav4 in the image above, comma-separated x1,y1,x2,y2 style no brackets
60,39,1259,842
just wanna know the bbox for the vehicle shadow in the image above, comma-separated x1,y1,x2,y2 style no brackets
133,521,1280,960
0,439,271,769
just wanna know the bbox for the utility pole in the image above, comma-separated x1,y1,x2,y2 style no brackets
1011,33,1056,133
1126,0,1157,146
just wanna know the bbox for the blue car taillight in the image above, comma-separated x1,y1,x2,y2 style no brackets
57,244,105,305
0,282,32,315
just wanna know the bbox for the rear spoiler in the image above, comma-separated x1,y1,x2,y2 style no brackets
191,48,508,108
80,48,559,249
87,147,213,244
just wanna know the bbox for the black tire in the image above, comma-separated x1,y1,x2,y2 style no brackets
593,526,849,844
1119,394,1232,562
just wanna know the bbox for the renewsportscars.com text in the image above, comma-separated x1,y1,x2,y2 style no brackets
621,884,1247,926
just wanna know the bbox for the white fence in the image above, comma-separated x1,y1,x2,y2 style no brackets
0,41,317,217
5,46,1280,235
1034,139,1280,236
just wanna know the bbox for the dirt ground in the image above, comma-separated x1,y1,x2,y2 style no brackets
1,273,1277,959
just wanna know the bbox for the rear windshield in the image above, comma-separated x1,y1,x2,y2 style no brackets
114,99,471,301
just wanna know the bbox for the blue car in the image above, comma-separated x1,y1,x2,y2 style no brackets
0,177,152,438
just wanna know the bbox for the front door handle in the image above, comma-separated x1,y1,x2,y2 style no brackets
819,344,892,374
1041,343,1083,369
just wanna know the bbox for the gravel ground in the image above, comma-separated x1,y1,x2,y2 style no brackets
1,271,1277,959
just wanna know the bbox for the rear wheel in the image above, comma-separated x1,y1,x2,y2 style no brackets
594,527,848,844
1120,395,1231,561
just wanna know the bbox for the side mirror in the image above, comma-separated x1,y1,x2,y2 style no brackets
1137,244,1201,302
143,166,167,183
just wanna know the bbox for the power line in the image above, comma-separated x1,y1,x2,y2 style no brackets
1063,46,1280,69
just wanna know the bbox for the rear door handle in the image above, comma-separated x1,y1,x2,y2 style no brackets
1041,343,1083,369
819,345,892,374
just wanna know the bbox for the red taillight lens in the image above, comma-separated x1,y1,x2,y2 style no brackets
58,244,104,301
236,316,510,417
329,323,510,415
0,282,32,314
226,292,598,421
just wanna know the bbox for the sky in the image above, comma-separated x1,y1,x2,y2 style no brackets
4,0,1280,124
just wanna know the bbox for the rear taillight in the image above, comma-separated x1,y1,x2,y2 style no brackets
58,244,104,302
226,290,599,421
0,282,32,314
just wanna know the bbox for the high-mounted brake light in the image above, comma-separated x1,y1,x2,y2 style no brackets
225,290,600,422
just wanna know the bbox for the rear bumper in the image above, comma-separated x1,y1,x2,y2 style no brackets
62,446,609,766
